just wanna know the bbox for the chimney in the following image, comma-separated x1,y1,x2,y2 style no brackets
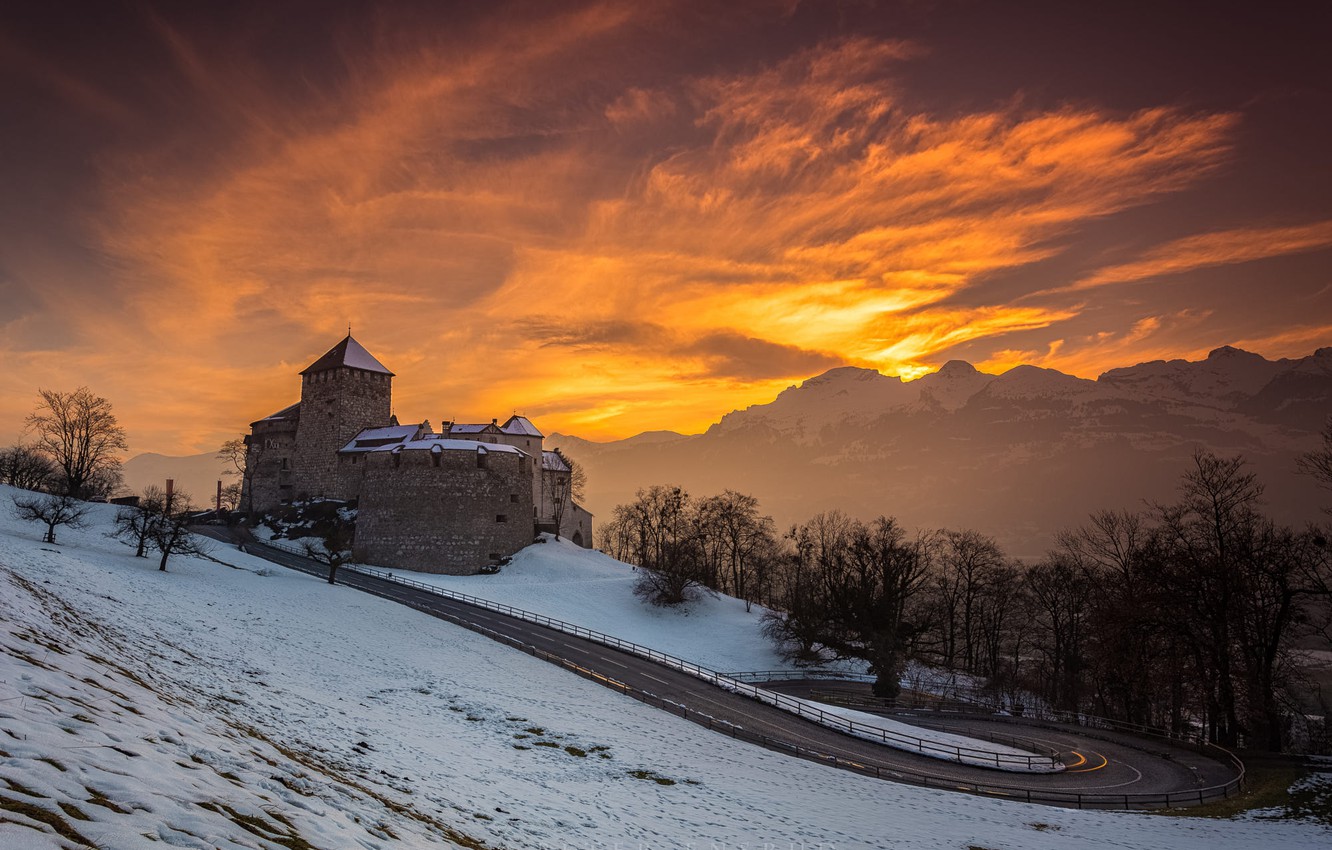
216,480,222,512
166,479,174,499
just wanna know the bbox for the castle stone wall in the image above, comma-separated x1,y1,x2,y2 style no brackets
243,415,298,511
355,446,535,574
292,368,391,499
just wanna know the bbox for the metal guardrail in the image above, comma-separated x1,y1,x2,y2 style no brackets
243,540,1252,808
730,669,1248,808
727,669,876,684
253,538,1055,771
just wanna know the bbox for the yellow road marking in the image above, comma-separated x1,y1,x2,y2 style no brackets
1067,752,1109,773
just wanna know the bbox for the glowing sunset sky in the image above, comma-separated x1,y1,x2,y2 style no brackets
2,1,1330,455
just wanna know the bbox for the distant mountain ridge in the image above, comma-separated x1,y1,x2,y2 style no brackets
121,451,228,507
550,345,1332,558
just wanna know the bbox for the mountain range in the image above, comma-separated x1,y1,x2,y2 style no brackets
123,345,1331,558
548,346,1332,557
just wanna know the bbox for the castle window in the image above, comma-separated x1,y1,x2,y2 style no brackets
432,451,441,468
281,458,289,470
510,493,518,503
496,514,507,523
476,447,488,469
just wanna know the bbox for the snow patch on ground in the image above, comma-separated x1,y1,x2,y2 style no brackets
1,485,1328,849
371,535,791,675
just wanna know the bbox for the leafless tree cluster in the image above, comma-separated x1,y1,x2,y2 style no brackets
765,512,932,698
24,387,127,499
302,521,355,585
11,493,89,544
601,485,778,608
217,438,254,517
610,446,1332,751
912,452,1329,750
111,487,208,571
548,449,586,541
0,444,55,491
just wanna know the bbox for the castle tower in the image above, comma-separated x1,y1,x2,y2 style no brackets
291,335,393,499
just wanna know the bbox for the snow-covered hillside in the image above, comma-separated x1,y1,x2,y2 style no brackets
372,535,789,674
1,486,1328,849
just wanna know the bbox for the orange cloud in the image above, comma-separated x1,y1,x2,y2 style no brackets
2,17,1303,455
1061,220,1332,293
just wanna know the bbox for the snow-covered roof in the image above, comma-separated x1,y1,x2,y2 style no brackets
373,439,528,456
449,423,501,434
541,450,570,472
339,424,421,453
301,335,394,376
252,402,300,426
501,415,544,438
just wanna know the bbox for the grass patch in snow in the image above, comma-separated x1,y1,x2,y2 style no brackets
198,800,315,850
1159,761,1330,822
84,786,132,814
627,769,676,786
235,723,490,849
0,791,97,847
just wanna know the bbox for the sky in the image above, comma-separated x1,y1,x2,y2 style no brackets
2,0,1330,455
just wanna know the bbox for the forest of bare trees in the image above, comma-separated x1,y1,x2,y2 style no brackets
602,444,1332,752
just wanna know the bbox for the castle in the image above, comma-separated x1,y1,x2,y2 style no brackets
242,335,593,574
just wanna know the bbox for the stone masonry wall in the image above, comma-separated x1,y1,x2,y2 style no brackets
292,369,391,499
491,432,544,513
244,416,298,512
355,446,535,574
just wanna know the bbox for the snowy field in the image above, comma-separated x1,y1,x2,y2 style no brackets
1,485,1328,849
369,536,790,675
367,540,1054,771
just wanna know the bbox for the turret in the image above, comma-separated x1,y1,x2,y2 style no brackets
291,335,393,499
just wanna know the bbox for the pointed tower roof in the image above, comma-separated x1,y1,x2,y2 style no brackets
300,335,394,376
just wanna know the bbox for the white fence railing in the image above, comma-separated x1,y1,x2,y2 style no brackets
264,545,1059,772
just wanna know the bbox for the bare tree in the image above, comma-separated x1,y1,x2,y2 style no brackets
0,444,55,491
149,490,207,572
218,438,259,518
11,493,89,544
697,490,776,611
302,522,355,585
25,387,128,499
566,453,587,502
933,529,1005,673
620,485,713,606
550,472,570,541
764,512,933,697
1297,418,1332,505
111,486,166,558
548,449,584,541
1024,553,1093,712
219,482,242,512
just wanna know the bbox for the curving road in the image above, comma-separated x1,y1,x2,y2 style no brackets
198,528,1241,809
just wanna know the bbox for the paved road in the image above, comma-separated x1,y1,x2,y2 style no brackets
763,681,1238,798
198,528,1241,808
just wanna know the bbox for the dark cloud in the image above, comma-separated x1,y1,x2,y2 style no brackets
523,321,672,351
680,332,843,380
